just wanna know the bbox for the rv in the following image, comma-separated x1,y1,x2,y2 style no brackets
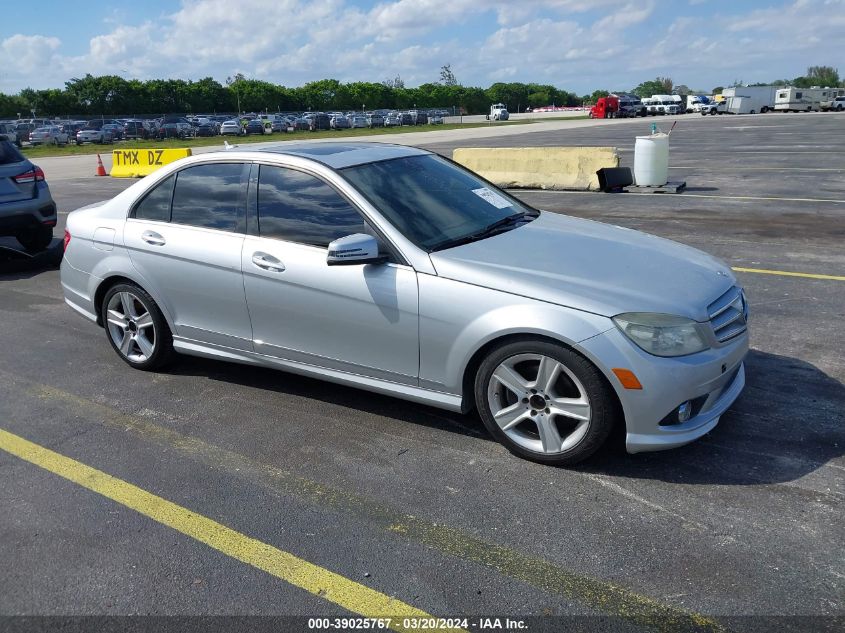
722,86,778,114
774,87,845,112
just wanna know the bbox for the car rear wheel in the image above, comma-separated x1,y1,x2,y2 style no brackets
16,225,54,252
102,283,173,371
474,340,618,466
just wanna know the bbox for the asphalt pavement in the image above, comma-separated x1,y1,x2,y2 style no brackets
0,112,842,632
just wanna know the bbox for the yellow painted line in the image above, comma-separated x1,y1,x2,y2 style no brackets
732,266,845,281
17,380,725,632
677,193,845,204
0,427,456,633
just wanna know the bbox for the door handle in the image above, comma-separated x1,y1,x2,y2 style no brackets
141,230,166,246
252,252,285,272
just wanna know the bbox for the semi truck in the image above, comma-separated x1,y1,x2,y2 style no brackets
722,85,777,114
486,103,510,121
589,94,646,118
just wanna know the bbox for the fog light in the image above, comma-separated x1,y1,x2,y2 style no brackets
677,401,693,423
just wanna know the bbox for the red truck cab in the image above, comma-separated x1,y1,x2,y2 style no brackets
590,96,619,119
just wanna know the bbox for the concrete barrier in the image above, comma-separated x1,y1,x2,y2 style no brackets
452,146,619,191
110,148,192,178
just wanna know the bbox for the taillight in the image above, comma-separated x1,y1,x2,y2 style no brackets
63,230,71,252
12,166,45,184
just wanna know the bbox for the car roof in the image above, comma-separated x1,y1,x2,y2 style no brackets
256,142,428,169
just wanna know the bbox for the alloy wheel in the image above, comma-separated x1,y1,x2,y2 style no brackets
486,353,592,455
106,291,157,363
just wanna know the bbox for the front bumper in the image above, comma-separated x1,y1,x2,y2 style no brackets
579,326,749,453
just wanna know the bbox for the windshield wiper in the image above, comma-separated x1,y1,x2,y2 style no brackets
429,211,539,252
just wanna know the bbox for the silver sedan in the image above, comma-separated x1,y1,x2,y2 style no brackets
60,142,748,465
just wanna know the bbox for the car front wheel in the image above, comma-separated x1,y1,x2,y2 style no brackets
474,340,618,466
102,283,173,370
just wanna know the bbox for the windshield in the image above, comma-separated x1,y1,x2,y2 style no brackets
341,154,536,251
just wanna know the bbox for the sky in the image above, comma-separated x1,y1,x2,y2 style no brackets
1,0,843,95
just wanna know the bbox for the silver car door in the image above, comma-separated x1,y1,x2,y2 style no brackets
241,163,419,384
123,162,253,351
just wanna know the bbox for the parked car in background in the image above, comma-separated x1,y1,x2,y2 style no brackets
429,114,444,125
367,113,384,128
349,115,368,129
60,142,749,466
398,112,413,126
195,120,218,137
220,120,243,136
383,113,401,127
0,122,22,146
410,110,428,125
307,113,332,131
330,114,350,130
77,122,115,144
124,120,153,140
60,121,87,143
700,101,727,115
244,119,266,135
290,117,310,131
102,123,124,141
821,95,845,112
14,123,36,144
158,122,195,139
0,135,56,251
29,126,69,146
270,119,288,133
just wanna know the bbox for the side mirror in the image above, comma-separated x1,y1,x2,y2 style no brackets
327,233,387,266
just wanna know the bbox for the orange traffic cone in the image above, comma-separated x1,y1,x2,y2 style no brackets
95,154,107,177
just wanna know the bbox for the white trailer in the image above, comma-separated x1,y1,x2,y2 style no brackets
774,87,844,112
722,86,777,114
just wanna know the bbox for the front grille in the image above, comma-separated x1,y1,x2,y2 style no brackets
708,286,748,343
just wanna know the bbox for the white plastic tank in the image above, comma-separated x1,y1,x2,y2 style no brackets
633,132,669,186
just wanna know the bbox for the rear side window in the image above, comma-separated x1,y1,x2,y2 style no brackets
0,139,24,165
257,165,367,247
134,175,175,222
171,163,245,231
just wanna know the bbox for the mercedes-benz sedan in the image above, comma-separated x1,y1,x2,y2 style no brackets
60,142,748,465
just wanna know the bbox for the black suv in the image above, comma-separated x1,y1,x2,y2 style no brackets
0,135,57,251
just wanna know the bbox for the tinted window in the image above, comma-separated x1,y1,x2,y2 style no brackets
134,175,175,222
171,163,244,231
257,165,366,247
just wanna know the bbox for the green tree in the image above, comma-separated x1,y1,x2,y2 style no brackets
633,77,673,98
589,89,609,103
712,86,724,94
806,65,840,87
439,64,457,86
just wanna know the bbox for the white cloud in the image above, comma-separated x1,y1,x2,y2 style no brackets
0,0,843,97
1,34,61,75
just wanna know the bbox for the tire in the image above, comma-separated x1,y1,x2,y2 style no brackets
761,106,768,113
101,283,173,371
474,339,619,466
15,225,54,252
838,105,844,112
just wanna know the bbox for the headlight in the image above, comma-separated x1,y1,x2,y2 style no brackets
613,313,710,357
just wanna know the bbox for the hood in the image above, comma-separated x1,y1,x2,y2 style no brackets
429,212,735,321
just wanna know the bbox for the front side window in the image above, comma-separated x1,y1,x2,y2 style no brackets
133,175,175,222
171,163,244,231
257,165,367,247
